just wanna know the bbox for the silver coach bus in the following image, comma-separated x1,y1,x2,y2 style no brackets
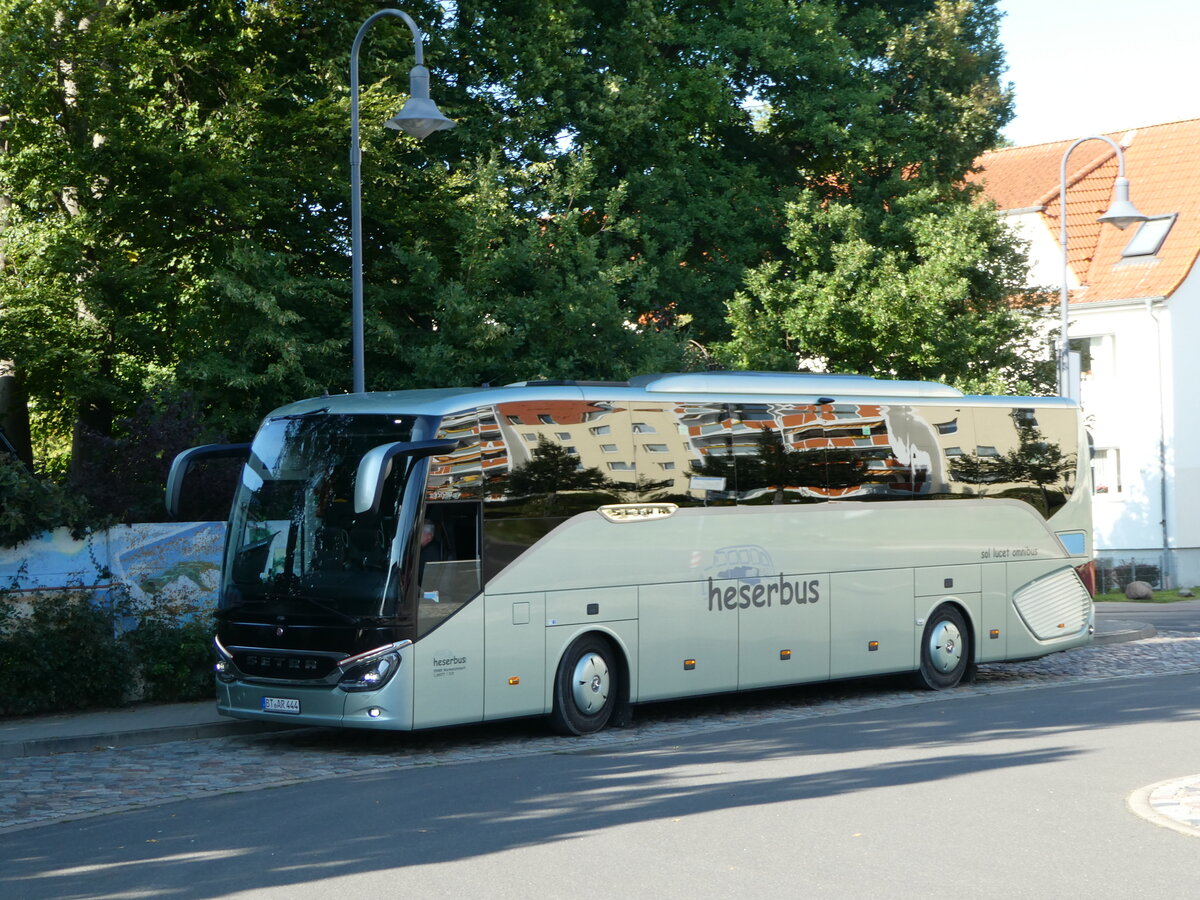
167,371,1094,735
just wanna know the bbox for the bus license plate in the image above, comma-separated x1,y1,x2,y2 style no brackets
262,697,300,715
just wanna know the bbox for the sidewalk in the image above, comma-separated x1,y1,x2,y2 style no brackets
0,618,1158,761
0,699,302,760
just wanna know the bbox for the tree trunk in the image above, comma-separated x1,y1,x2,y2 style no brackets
0,361,33,468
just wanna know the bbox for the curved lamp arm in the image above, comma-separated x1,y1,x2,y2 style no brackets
1056,135,1147,397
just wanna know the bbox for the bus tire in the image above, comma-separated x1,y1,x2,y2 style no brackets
550,634,617,736
913,604,969,690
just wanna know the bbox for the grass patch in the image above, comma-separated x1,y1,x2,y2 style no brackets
1094,587,1198,603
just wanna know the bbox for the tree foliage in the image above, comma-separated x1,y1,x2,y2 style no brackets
719,186,1052,392
0,0,1036,502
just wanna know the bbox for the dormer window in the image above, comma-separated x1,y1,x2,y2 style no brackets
1121,214,1176,258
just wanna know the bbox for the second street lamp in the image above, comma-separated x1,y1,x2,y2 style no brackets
1056,135,1147,399
349,8,455,394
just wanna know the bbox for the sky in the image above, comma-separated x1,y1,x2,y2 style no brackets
997,0,1200,147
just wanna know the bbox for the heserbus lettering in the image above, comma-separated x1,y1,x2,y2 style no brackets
707,576,821,611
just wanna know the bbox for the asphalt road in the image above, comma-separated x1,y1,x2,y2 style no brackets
2,671,1197,899
1097,597,1200,633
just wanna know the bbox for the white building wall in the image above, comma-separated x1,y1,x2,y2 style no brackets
1003,210,1078,290
1167,265,1200,586
1071,299,1171,579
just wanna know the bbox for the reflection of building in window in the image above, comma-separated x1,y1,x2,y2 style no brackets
1092,447,1121,494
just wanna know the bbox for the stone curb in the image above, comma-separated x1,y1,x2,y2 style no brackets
0,718,302,760
1129,776,1200,839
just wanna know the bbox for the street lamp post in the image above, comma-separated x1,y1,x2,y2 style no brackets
1056,135,1146,398
350,8,455,394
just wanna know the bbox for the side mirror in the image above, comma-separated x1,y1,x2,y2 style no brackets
354,439,459,516
165,443,251,518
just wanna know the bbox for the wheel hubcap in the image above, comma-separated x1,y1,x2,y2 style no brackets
570,652,611,715
928,620,963,673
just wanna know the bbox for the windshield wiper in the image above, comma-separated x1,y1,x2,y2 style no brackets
271,407,330,421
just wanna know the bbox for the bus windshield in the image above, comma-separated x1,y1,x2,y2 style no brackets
222,413,417,619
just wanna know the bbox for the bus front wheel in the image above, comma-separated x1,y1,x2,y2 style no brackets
551,635,617,735
913,605,969,690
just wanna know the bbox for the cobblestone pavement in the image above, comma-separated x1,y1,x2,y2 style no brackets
3,633,1199,834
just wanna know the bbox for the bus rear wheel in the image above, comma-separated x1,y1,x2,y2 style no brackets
913,605,969,690
551,635,617,735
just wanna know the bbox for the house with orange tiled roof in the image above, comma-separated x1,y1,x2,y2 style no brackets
969,118,1200,589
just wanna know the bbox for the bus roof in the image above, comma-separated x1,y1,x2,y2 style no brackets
264,371,1075,421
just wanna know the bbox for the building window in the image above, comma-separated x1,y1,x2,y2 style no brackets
642,443,669,453
601,444,618,453
1069,334,1114,379
523,433,538,442
1092,447,1121,494
658,462,676,470
632,423,656,434
556,432,571,441
607,461,635,471
590,425,611,436
1122,214,1176,258
538,414,556,425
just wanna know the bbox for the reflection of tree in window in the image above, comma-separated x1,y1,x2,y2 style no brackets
692,427,841,503
508,437,611,494
949,423,1075,516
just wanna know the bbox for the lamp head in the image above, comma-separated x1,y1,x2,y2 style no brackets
1097,177,1148,230
385,64,456,140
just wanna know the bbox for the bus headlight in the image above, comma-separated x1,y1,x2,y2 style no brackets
336,643,404,693
214,636,237,683
214,658,237,684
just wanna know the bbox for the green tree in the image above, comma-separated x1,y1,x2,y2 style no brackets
1,0,1031,499
0,0,418,475
719,186,1051,393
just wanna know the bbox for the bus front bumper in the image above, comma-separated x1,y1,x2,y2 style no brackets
217,674,414,731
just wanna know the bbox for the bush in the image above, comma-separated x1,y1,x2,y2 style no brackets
0,455,96,548
69,392,240,524
0,592,133,716
127,614,216,702
0,591,216,716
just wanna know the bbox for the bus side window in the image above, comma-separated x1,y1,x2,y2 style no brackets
416,501,483,637
953,406,1075,517
415,406,498,635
